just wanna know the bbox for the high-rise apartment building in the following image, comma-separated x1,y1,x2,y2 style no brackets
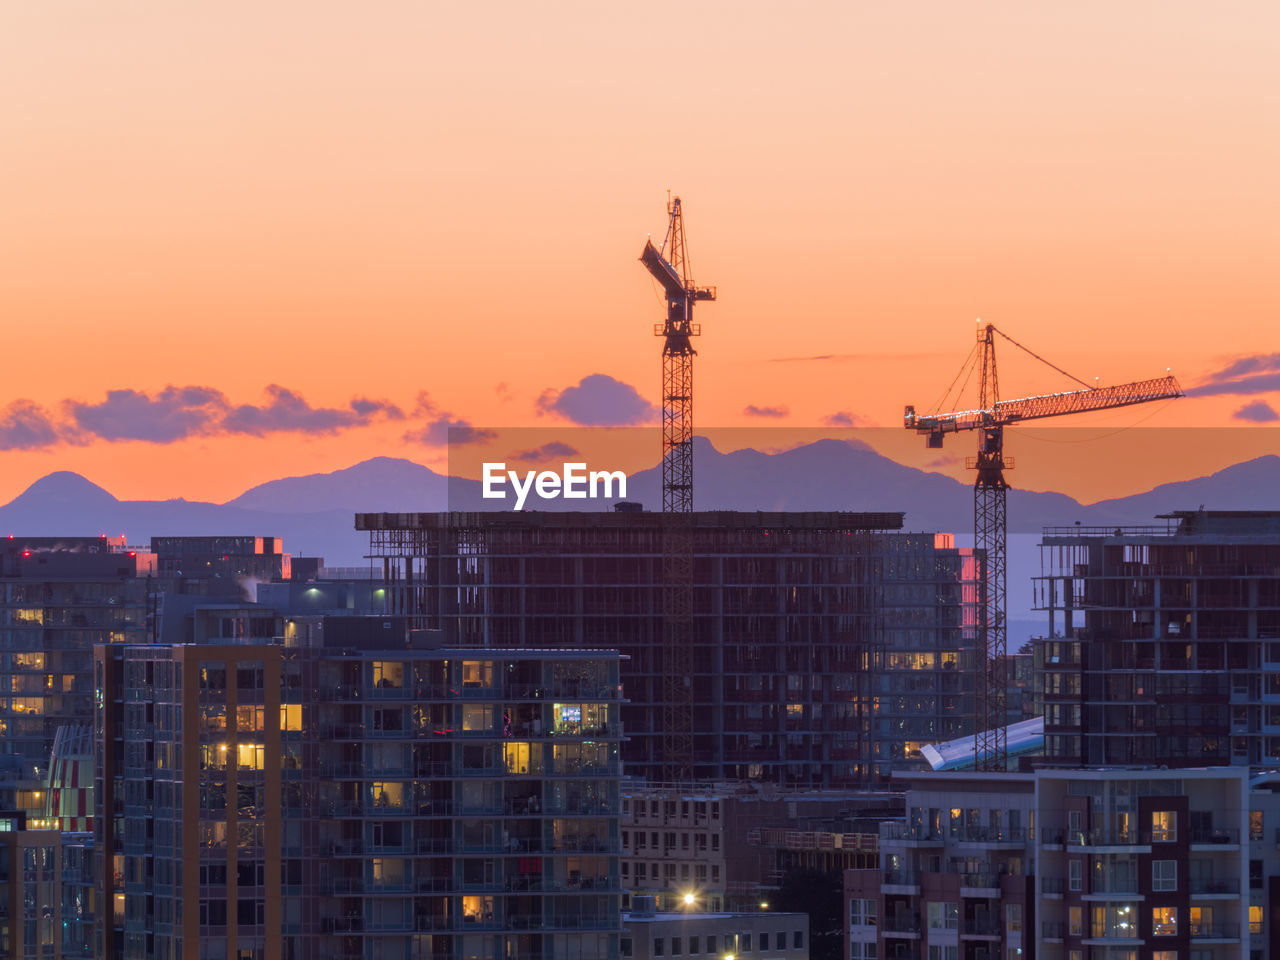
0,820,94,959
356,511,978,785
847,766,1259,960
0,538,153,823
620,783,884,911
1033,511,1280,768
95,626,624,960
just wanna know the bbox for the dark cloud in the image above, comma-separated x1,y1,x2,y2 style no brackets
221,385,398,437
0,400,61,450
536,374,656,426
927,454,962,467
66,386,229,443
822,411,869,427
1188,354,1280,397
744,404,789,418
510,441,581,463
1233,400,1280,423
404,417,497,446
352,397,404,419
65,384,402,444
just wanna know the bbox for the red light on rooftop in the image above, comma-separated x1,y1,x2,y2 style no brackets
128,551,136,557
21,551,30,558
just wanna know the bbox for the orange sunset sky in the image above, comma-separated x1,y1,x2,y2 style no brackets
1,2,1277,506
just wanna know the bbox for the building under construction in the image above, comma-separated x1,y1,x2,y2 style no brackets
356,510,979,787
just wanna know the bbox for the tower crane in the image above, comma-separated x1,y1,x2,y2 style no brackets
906,322,1182,770
640,196,716,780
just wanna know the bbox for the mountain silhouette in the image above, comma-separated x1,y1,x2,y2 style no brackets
1,440,1277,563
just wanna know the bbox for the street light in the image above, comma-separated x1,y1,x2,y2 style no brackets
682,892,697,908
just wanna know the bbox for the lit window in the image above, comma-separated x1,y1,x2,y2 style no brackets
461,661,493,688
1250,810,1264,841
372,661,404,689
236,743,264,770
1250,904,1263,935
1068,906,1082,937
1150,811,1176,842
371,782,404,809
279,703,301,732
1152,907,1176,936
1005,904,1021,933
1190,905,1213,936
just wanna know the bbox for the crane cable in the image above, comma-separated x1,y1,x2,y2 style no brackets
1016,396,1180,443
992,325,1094,392
930,342,981,415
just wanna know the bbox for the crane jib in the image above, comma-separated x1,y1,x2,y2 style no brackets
907,375,1183,435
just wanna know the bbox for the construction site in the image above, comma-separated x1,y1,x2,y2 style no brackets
361,197,1183,781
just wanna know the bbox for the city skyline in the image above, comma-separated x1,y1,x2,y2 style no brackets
1,3,1278,505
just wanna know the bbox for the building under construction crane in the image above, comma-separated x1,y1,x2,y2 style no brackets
640,196,716,780
906,322,1182,770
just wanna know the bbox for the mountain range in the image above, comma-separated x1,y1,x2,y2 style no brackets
1,438,1276,564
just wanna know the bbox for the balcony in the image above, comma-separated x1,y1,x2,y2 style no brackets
1041,921,1065,941
1190,878,1240,896
960,917,1001,938
1190,923,1240,941
881,914,921,937
1189,826,1239,846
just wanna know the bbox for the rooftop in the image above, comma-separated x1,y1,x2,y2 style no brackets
356,510,905,532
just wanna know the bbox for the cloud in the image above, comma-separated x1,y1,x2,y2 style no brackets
744,404,789,418
927,454,962,467
770,353,860,363
1188,354,1280,397
0,400,61,450
1233,400,1279,423
64,384,403,444
510,441,581,462
66,386,229,443
352,397,404,419
822,410,869,427
536,374,656,426
221,385,400,437
404,417,497,446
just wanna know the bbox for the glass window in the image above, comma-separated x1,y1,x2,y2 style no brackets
1151,811,1177,842
1068,907,1082,937
1250,810,1264,841
1090,903,1137,939
1069,859,1082,891
928,902,958,930
1190,906,1214,936
1250,904,1263,935
1152,907,1176,936
461,661,494,688
1006,904,1021,932
654,938,664,957
1152,860,1176,892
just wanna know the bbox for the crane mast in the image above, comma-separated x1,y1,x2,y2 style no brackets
640,196,716,781
907,322,1182,770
